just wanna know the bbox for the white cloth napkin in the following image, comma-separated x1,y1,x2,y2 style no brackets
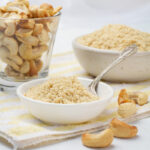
0,51,150,149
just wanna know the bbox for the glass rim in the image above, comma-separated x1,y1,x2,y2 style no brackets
0,11,61,20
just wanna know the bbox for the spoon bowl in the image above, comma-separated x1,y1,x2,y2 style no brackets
17,77,113,124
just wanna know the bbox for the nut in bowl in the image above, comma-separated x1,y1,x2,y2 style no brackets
0,0,61,85
17,77,113,124
72,24,150,82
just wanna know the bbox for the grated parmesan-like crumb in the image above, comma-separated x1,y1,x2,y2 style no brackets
78,24,150,51
25,76,98,104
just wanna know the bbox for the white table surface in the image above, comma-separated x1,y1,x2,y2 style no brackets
1,0,150,149
0,117,150,150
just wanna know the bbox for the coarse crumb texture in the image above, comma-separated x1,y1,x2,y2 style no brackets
78,24,150,51
25,76,98,104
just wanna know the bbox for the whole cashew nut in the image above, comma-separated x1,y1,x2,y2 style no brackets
20,61,30,73
38,29,49,44
4,20,16,36
8,55,23,65
0,46,23,71
17,35,39,46
29,5,38,18
118,102,137,118
82,129,113,148
15,28,33,37
40,3,53,11
2,36,18,55
110,118,138,138
15,0,29,8
33,24,43,36
118,89,135,105
28,59,43,76
0,46,23,65
18,19,35,29
128,91,148,106
36,8,49,18
5,1,29,15
5,65,25,79
3,57,20,71
19,43,48,60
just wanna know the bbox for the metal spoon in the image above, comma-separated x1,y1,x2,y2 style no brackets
88,44,138,95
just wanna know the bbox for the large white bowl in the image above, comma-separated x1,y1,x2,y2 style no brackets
17,77,113,124
73,37,150,82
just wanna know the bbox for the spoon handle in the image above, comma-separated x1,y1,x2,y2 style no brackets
89,44,137,95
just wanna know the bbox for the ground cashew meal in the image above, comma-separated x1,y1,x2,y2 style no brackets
25,76,98,104
78,24,150,51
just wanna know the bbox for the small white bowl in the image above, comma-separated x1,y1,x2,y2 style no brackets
73,37,150,82
17,77,113,124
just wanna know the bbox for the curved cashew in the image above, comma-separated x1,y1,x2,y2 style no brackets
118,89,135,105
33,24,43,36
20,61,30,73
19,44,32,60
19,43,48,60
1,13,10,18
40,3,53,10
118,102,137,118
4,20,16,36
3,37,18,55
32,45,48,57
0,46,23,66
16,28,33,37
3,57,29,74
28,59,43,76
29,5,38,18
0,20,6,30
128,91,148,106
17,35,39,46
18,19,35,29
7,12,22,19
38,29,49,44
40,4,61,16
110,118,138,138
15,0,29,8
3,57,20,71
8,55,23,65
52,6,62,15
5,65,25,79
36,8,49,18
82,129,113,148
43,22,51,32
5,1,29,15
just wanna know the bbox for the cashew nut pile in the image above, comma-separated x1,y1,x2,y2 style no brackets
117,89,148,118
0,0,62,79
82,118,138,148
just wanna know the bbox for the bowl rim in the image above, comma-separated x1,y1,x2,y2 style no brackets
17,77,114,107
73,36,150,56
0,12,61,20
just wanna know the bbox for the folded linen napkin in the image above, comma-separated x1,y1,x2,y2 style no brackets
0,51,150,149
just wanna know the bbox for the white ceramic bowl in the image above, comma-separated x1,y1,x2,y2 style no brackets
17,77,113,124
73,37,150,82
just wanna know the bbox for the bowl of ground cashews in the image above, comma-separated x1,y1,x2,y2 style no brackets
0,0,62,82
73,24,150,82
17,76,113,124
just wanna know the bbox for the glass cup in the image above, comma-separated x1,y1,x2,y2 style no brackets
0,12,61,91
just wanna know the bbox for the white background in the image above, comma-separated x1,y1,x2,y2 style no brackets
1,0,150,149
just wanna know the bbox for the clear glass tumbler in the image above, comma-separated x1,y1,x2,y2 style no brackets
0,12,61,91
